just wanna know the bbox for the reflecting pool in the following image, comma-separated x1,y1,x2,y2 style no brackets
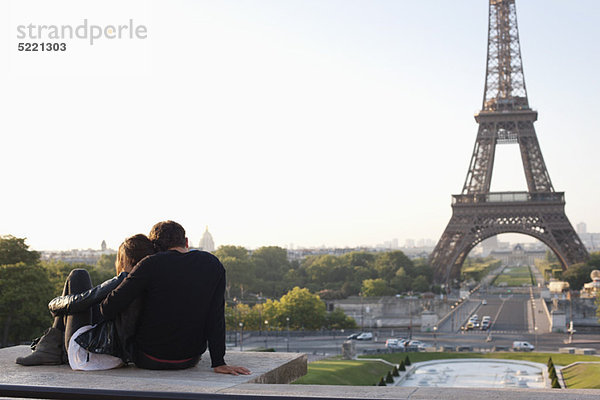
399,359,545,389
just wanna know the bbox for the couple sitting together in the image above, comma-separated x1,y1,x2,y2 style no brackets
16,220,250,375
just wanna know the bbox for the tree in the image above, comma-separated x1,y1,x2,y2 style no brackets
214,246,254,298
277,287,326,330
305,255,349,288
251,246,290,296
361,278,394,297
0,235,40,265
412,275,430,293
340,252,375,269
215,245,250,261
220,256,254,299
386,371,394,383
0,263,54,347
325,308,357,330
42,261,113,297
374,251,414,279
391,268,412,293
96,253,117,274
563,262,596,291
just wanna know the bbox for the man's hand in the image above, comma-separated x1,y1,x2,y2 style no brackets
213,365,251,375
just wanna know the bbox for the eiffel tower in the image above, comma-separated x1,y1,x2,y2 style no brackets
430,0,588,284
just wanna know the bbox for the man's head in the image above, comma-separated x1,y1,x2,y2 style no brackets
149,220,187,252
116,234,155,274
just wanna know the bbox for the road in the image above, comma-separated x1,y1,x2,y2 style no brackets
463,295,529,333
230,293,600,357
231,326,600,356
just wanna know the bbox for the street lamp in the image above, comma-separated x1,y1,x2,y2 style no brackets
534,325,538,350
433,326,438,350
286,317,290,352
239,322,244,351
408,294,413,340
264,320,269,349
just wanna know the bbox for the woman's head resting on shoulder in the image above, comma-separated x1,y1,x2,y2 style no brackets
116,234,155,274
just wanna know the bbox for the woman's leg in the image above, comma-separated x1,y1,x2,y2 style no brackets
16,269,92,366
62,269,94,350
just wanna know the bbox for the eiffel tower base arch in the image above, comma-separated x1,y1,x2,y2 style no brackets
430,192,589,284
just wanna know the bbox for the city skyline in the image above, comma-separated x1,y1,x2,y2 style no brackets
1,1,599,252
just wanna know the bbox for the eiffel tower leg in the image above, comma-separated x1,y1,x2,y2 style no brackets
430,215,477,285
539,207,589,268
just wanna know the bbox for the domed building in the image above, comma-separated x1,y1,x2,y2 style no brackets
199,226,215,253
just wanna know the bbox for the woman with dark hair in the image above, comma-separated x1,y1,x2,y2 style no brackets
15,234,155,368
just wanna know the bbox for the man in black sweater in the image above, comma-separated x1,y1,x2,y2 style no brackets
101,221,250,375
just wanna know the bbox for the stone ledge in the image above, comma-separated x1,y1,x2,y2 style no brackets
1,345,306,393
4,346,600,399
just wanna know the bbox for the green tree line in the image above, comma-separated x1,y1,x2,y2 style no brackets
215,246,438,301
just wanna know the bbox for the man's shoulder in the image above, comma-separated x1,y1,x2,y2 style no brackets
141,250,223,271
186,250,223,267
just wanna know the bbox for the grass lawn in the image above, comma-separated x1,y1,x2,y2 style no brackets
292,359,393,386
462,260,501,281
562,363,600,389
360,352,600,366
493,265,534,286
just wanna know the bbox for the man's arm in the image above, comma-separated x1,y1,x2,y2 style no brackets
100,260,151,320
207,265,251,375
49,272,127,316
206,266,226,368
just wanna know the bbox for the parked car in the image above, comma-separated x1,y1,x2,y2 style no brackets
407,340,430,350
385,339,400,349
346,333,361,340
512,341,535,352
356,332,373,341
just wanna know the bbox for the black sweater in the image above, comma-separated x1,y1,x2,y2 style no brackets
101,250,226,367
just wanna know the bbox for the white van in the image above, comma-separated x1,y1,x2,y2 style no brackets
512,341,535,352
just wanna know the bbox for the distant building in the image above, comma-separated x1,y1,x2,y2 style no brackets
574,221,599,251
41,247,116,265
101,240,107,252
490,243,546,266
578,232,600,252
199,226,215,252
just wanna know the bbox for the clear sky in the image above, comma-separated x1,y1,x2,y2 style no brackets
1,0,599,251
